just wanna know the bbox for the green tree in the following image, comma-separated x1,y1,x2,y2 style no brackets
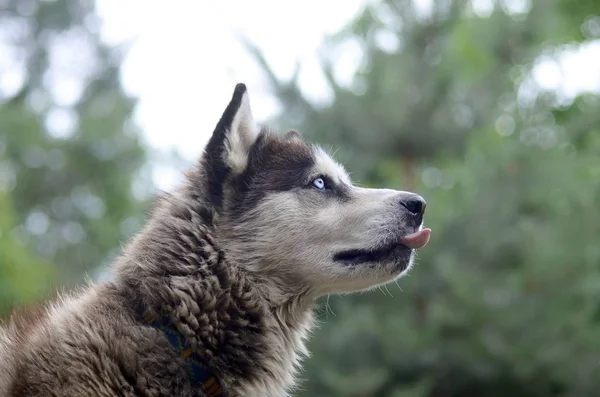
0,0,151,313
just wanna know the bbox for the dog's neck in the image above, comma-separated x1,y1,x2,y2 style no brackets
113,193,315,396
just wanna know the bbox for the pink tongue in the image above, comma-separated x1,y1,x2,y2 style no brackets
399,228,431,249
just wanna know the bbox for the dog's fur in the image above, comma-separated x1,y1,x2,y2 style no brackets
0,84,428,397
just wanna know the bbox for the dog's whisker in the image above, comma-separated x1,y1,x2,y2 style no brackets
383,284,394,297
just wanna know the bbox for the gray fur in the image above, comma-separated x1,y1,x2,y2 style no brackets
0,84,428,396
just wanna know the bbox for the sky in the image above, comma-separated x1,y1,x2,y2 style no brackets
94,0,600,191
96,0,368,190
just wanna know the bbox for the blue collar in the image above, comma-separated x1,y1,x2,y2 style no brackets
138,305,225,396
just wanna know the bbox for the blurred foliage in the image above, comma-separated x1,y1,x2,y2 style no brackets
0,192,54,315
0,0,151,314
251,0,600,395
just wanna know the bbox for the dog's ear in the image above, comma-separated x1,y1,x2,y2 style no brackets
284,129,303,142
201,83,259,207
205,83,259,173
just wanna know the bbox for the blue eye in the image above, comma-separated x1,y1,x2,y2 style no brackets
312,177,326,190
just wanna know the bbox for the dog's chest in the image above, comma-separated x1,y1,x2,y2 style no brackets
229,311,314,397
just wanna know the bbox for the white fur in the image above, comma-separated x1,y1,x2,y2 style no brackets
313,146,351,185
226,92,260,173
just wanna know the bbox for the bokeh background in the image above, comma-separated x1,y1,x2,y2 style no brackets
1,0,600,395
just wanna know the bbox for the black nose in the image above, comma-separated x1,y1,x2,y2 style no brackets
400,194,427,217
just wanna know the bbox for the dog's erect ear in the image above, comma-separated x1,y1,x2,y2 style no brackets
202,84,259,207
284,129,303,142
205,83,259,173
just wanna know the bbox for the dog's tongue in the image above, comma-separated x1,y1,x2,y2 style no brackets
399,228,431,249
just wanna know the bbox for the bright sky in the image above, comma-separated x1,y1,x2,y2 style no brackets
96,0,367,190
94,0,600,191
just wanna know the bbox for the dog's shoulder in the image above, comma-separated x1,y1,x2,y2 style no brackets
2,283,206,396
0,302,49,396
0,286,104,396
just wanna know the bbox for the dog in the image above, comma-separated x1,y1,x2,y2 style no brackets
0,84,431,396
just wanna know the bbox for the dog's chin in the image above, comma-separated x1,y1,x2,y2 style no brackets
333,244,414,273
320,246,414,295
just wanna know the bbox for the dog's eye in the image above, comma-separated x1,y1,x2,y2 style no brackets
312,177,326,190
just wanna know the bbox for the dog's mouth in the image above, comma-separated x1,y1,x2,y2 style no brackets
333,229,431,265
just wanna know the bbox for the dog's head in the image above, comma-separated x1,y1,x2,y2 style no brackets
196,84,430,296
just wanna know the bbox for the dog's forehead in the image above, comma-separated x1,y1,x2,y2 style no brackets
312,146,351,184
257,132,313,166
250,133,350,186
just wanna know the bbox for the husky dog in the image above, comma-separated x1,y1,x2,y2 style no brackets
0,84,431,397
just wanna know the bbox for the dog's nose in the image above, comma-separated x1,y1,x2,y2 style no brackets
399,194,427,219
